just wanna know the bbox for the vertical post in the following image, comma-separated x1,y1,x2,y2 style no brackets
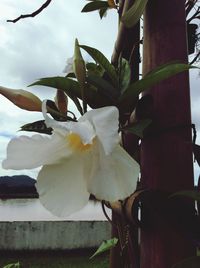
110,0,140,266
140,1,195,268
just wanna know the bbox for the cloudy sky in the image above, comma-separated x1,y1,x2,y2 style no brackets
0,0,118,178
0,0,200,181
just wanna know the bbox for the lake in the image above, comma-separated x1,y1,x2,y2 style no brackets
0,199,110,221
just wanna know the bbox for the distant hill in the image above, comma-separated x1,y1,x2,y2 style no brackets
0,175,38,198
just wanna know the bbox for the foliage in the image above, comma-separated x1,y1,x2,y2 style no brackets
121,0,148,28
1,1,200,267
2,263,20,268
0,253,108,268
90,238,118,259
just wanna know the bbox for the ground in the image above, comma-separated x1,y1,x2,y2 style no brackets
0,250,109,268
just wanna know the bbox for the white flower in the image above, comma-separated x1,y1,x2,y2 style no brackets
63,57,74,75
2,103,140,217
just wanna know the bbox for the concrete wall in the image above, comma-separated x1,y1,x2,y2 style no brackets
0,221,111,250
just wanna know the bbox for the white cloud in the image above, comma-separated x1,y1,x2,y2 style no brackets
0,1,117,177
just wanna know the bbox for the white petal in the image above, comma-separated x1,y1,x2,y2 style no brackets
69,120,95,144
2,133,71,170
42,100,66,131
63,56,74,74
42,101,95,144
36,155,90,217
86,143,140,202
42,100,70,135
80,106,120,154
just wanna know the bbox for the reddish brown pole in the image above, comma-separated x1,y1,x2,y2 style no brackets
140,1,195,268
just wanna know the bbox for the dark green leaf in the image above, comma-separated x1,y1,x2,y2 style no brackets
20,120,53,135
81,1,109,12
135,95,154,120
46,100,65,120
29,76,112,110
29,76,81,98
80,45,118,87
3,262,20,268
87,74,119,101
120,63,199,106
86,62,104,76
171,256,200,268
90,238,118,259
119,58,131,93
66,72,76,78
121,0,148,28
125,119,152,138
99,7,108,18
29,77,83,115
193,144,200,167
86,62,98,71
145,60,182,77
170,190,200,202
85,84,114,108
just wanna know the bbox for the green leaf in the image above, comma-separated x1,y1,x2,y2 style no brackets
20,120,53,135
145,60,182,77
86,62,104,77
45,100,67,120
120,63,199,106
170,190,200,202
29,76,81,98
66,72,76,78
29,77,83,115
29,76,113,110
125,119,152,138
171,257,200,268
82,1,109,12
90,238,118,259
193,144,200,167
121,0,148,28
3,262,20,268
79,45,118,86
119,58,131,93
85,84,114,108
87,74,119,101
99,7,108,18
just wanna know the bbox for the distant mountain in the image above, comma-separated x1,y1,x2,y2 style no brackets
0,175,38,198
0,175,36,186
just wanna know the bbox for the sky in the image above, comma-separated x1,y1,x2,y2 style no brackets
0,0,200,181
0,0,118,178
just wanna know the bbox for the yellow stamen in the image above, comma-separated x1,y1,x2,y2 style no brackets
67,133,92,152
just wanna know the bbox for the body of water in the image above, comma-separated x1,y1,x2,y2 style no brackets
0,199,110,221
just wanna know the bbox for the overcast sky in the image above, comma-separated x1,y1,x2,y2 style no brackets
0,0,118,178
0,0,200,180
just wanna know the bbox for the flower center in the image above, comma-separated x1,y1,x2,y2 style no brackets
67,133,92,152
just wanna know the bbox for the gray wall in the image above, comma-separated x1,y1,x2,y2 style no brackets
0,221,111,250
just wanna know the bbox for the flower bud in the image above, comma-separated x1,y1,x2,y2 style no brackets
0,86,42,111
55,89,68,114
73,38,86,88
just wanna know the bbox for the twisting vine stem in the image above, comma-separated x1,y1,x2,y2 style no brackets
7,0,52,23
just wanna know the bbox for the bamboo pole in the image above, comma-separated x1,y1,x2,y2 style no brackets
140,1,195,267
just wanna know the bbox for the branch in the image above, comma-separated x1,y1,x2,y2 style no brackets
185,0,198,17
190,50,200,64
187,6,200,23
7,0,52,23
